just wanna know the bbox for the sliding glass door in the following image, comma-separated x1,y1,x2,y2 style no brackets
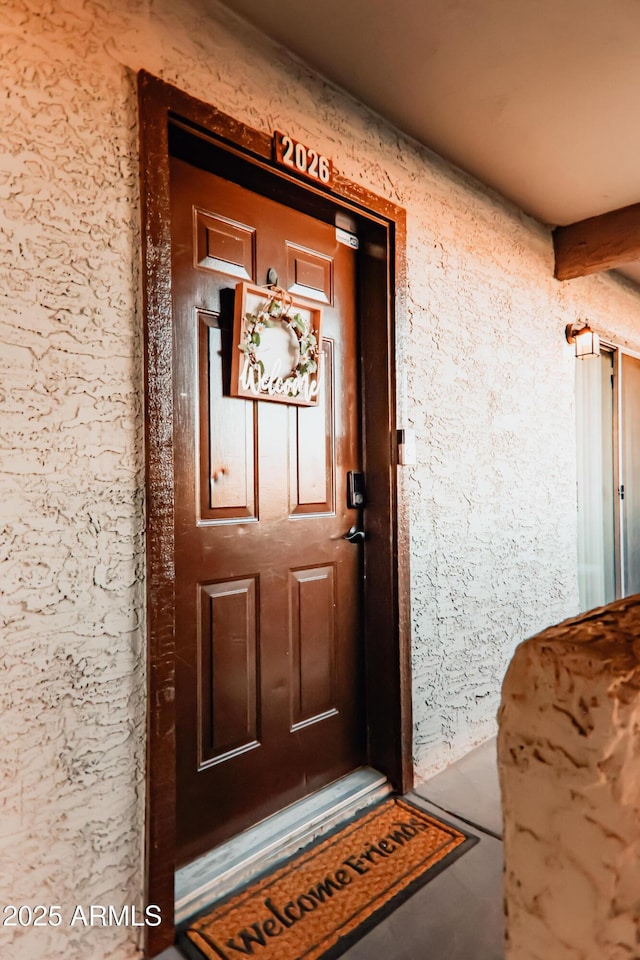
576,348,640,611
576,349,616,610
621,353,640,596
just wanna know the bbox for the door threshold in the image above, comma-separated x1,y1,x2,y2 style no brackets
175,767,391,924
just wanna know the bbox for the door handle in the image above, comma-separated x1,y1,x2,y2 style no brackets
343,525,366,543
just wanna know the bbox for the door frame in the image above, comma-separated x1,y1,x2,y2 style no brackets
138,70,412,957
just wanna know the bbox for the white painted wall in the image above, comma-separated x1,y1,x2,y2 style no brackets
2,0,640,957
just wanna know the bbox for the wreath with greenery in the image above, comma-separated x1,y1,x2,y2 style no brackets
238,287,319,394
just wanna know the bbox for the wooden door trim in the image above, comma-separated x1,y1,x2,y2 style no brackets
138,70,411,957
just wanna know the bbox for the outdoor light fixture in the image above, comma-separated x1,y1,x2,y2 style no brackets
565,320,600,359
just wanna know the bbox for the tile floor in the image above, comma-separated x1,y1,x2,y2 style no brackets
158,738,504,960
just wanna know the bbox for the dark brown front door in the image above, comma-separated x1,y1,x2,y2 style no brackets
170,156,366,865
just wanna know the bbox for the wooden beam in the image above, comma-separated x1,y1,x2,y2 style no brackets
553,202,640,280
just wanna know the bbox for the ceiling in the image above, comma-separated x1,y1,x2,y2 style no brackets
218,0,640,283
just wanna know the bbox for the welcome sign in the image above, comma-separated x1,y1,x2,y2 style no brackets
230,283,323,407
182,799,474,960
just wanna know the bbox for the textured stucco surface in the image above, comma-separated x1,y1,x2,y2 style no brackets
2,1,640,957
499,597,640,959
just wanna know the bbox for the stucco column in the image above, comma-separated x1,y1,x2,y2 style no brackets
498,596,640,960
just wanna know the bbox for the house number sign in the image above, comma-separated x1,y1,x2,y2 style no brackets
273,131,333,186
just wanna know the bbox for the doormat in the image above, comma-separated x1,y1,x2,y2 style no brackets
179,798,477,960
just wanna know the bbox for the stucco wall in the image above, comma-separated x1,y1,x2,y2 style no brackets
2,1,640,957
499,596,640,960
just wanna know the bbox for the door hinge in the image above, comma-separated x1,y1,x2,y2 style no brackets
619,484,625,500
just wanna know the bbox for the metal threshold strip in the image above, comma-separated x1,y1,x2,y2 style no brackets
175,767,391,924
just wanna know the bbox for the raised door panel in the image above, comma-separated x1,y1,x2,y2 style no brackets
289,340,334,515
195,208,255,281
198,312,257,522
289,565,338,730
287,242,333,304
198,578,259,769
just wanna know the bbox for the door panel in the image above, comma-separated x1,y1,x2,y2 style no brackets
195,209,256,280
198,312,257,521
199,578,258,767
170,157,365,864
288,341,334,514
576,350,617,610
290,564,338,727
621,353,640,596
287,242,333,303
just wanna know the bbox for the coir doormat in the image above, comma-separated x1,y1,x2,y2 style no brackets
179,797,477,960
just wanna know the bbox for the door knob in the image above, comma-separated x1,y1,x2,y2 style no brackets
343,525,366,543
